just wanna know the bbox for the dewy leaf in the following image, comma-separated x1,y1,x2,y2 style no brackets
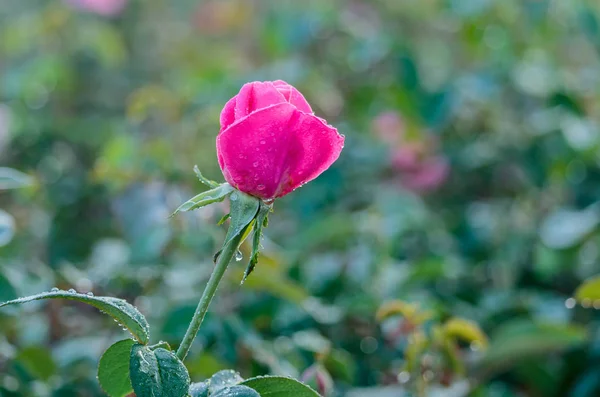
0,167,34,190
223,190,260,247
130,345,190,397
212,385,261,397
98,339,135,397
171,183,234,217
0,290,150,344
189,381,210,397
575,275,600,302
194,165,220,188
208,369,244,394
241,376,320,397
242,202,271,282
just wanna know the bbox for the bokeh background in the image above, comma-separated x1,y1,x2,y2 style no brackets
1,0,600,396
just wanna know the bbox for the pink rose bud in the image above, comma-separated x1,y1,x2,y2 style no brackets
216,80,344,200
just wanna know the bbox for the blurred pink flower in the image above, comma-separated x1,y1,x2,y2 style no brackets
372,111,404,146
374,110,450,193
65,0,127,17
392,147,450,192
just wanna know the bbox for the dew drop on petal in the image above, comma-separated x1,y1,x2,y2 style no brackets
230,193,238,201
260,140,266,144
253,162,259,167
257,185,265,191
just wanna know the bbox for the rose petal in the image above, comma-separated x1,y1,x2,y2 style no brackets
219,96,237,132
217,103,344,199
278,111,343,197
234,81,287,120
273,80,313,113
218,103,297,199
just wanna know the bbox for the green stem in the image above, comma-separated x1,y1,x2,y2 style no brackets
176,232,244,361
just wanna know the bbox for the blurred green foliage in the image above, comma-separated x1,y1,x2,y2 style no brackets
1,0,600,396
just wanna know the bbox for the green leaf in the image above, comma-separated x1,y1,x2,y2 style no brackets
98,339,135,397
209,369,244,394
479,320,588,376
212,385,261,397
243,202,271,282
217,213,231,225
575,275,600,302
130,345,190,397
223,190,260,247
171,183,234,217
194,165,220,188
241,376,320,397
0,167,34,190
16,346,57,381
189,381,210,397
0,290,150,344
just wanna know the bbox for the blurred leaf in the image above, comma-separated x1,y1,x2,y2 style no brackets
98,339,135,397
0,271,17,302
171,183,234,216
0,167,34,190
16,346,57,381
0,209,15,247
212,385,261,397
324,349,356,383
376,300,432,324
539,206,599,249
130,345,190,397
575,275,600,302
0,290,150,344
443,317,488,348
479,320,587,376
241,376,320,397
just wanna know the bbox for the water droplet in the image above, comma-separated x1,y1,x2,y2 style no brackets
253,162,259,167
235,251,243,261
67,288,76,293
257,184,265,191
50,287,59,292
255,147,260,151
238,154,244,159
565,297,576,309
230,193,238,201
86,292,94,297
594,300,600,310
260,140,266,145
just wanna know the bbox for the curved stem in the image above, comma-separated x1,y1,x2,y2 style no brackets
176,232,244,361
